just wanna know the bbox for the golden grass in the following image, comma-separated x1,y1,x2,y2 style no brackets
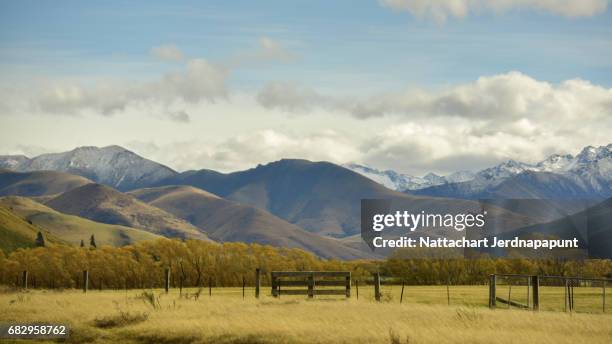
1,287,611,344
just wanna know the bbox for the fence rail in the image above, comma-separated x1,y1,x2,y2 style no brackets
271,271,351,298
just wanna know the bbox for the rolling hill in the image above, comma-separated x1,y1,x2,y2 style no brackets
0,196,161,249
0,169,92,197
45,184,209,240
0,203,64,252
128,185,374,259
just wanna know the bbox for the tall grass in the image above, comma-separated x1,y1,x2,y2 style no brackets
1,288,611,344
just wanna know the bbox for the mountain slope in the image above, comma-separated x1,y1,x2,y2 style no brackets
129,185,373,259
0,197,160,248
154,159,420,237
0,146,177,191
154,159,535,238
0,169,92,197
0,203,64,252
45,184,209,240
495,197,612,259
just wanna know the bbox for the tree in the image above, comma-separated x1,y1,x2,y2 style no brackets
35,232,46,247
90,235,97,249
80,240,85,248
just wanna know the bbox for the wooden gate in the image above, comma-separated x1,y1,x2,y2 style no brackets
271,271,351,298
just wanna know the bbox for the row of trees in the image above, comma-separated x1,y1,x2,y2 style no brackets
0,239,610,289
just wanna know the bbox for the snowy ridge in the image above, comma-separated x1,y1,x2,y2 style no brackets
344,163,475,191
0,146,177,190
346,144,611,196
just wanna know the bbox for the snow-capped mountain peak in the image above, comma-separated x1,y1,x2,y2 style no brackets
0,145,177,190
344,163,475,191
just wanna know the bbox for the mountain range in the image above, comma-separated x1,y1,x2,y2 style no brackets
0,143,610,259
347,144,611,200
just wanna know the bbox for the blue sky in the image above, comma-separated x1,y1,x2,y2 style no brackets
2,0,611,87
0,1,611,175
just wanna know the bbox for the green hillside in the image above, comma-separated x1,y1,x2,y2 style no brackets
0,205,63,252
0,196,162,248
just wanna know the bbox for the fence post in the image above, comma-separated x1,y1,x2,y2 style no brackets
271,273,277,297
307,273,314,298
564,278,568,312
489,274,496,308
507,284,512,309
82,270,88,293
400,281,405,304
603,281,606,313
164,267,170,294
570,280,575,311
356,280,359,300
209,276,212,297
345,273,351,298
255,268,261,298
374,272,381,302
526,276,530,308
242,276,246,299
22,270,28,290
531,275,539,311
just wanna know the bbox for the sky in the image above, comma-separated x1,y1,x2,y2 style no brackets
0,0,611,176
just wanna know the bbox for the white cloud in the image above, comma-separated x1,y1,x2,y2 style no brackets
256,81,324,112
125,129,362,172
151,44,184,62
380,0,609,22
257,72,612,123
31,58,228,118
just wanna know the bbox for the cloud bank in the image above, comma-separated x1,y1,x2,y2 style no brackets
257,71,612,123
380,0,609,22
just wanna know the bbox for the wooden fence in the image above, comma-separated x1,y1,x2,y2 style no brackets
270,271,351,298
490,274,610,313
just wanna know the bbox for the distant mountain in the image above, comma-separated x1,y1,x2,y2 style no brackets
154,159,534,238
129,185,373,259
344,163,475,191
0,169,92,197
0,146,177,191
155,159,418,237
45,184,209,240
414,144,612,199
0,196,160,250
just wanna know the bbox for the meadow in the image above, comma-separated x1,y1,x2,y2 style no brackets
1,285,611,344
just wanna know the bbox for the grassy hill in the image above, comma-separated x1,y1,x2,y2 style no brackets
45,184,209,241
0,169,92,197
0,204,64,252
129,185,374,259
0,196,162,248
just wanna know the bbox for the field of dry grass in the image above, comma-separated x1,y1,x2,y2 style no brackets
1,286,611,344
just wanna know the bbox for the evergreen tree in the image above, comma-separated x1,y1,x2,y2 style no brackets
35,231,45,247
90,234,97,248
